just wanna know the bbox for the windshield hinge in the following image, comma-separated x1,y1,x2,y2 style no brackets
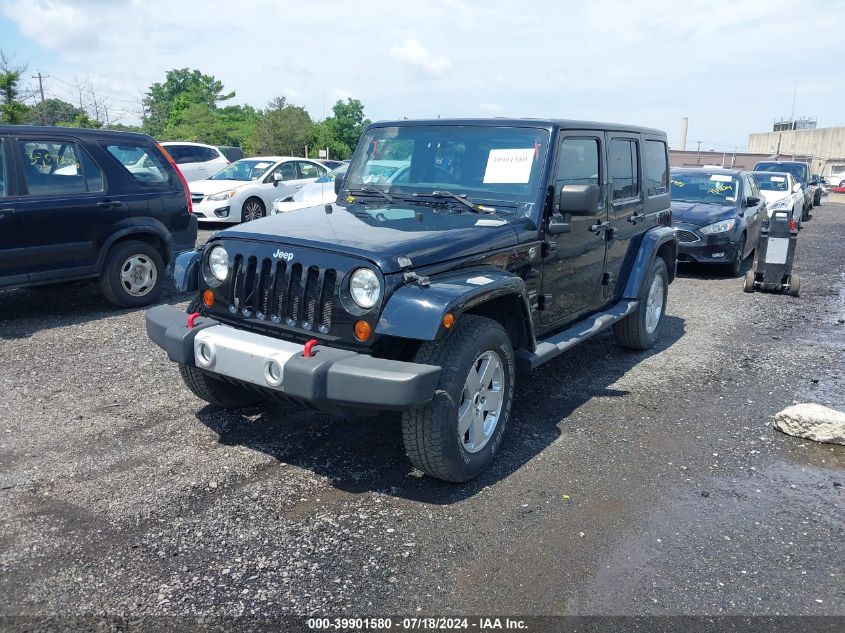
403,270,431,287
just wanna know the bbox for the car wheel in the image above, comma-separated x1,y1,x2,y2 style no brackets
99,239,165,308
802,203,811,222
815,193,822,206
744,270,755,293
242,197,265,222
401,315,515,482
613,256,668,351
726,234,746,277
179,364,266,409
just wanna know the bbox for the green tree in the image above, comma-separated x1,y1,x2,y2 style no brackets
251,96,313,156
308,120,349,160
326,98,370,156
25,97,86,126
143,68,235,138
0,50,28,124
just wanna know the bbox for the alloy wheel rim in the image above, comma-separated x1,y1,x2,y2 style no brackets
645,274,664,334
244,201,263,222
120,254,157,297
458,350,505,453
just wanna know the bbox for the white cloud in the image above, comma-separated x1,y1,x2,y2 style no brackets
389,39,451,77
479,103,503,113
3,0,102,49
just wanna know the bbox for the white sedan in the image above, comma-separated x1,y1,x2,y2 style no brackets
272,164,347,214
751,171,804,226
190,157,328,223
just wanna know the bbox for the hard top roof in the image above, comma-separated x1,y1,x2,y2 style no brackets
368,118,665,136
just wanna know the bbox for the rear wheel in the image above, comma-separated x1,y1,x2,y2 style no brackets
613,257,668,351
802,202,811,222
99,240,165,308
402,315,515,482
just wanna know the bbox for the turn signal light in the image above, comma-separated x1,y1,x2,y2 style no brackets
442,312,455,329
354,320,372,341
202,289,214,307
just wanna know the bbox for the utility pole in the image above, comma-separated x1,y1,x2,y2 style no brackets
789,80,797,125
696,140,702,165
32,71,47,124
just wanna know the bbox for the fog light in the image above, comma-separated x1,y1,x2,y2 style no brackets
214,206,230,218
354,320,372,341
202,289,214,307
264,358,283,387
196,341,215,367
712,252,726,259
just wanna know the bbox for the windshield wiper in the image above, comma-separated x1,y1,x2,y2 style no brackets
414,190,494,214
348,187,395,203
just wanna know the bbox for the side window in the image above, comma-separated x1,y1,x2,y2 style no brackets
745,176,758,198
555,138,600,192
0,143,6,197
78,146,104,192
171,145,196,165
104,143,170,184
298,161,325,179
643,140,668,197
194,147,220,163
274,161,297,181
17,140,98,195
609,139,639,200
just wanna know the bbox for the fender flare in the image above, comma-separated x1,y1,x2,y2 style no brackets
95,220,176,272
622,226,678,299
376,268,534,344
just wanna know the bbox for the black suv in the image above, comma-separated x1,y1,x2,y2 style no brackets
146,119,677,482
0,125,196,307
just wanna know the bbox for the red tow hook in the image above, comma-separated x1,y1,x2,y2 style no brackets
187,312,201,328
303,338,318,358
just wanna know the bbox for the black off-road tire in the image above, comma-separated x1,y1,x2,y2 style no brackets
178,364,266,409
744,270,756,293
613,257,669,351
401,315,515,483
99,239,165,308
802,203,811,222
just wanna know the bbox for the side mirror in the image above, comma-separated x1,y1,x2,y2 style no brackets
558,184,600,216
273,173,283,187
334,174,345,196
809,179,819,186
745,195,760,207
792,183,802,193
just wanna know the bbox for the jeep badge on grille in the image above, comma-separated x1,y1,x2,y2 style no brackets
273,249,294,261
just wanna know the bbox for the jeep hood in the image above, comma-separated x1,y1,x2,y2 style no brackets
219,203,520,273
670,201,738,227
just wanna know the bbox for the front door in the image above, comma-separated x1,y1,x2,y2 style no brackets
540,132,608,325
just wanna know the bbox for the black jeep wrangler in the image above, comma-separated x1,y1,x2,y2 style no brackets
146,119,677,482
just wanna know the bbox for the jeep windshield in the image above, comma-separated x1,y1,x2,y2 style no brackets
671,172,740,204
344,125,551,207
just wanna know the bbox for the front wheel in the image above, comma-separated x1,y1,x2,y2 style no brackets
179,364,266,409
241,197,265,223
402,315,515,482
726,234,746,277
613,257,669,351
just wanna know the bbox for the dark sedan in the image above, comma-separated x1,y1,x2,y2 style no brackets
671,168,766,276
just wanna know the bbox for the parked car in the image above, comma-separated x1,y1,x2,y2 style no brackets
316,159,346,170
827,170,845,188
272,164,347,214
753,160,812,220
671,168,766,275
751,171,804,225
810,174,823,206
217,145,244,162
188,157,328,223
159,141,229,183
145,118,678,482
0,125,196,307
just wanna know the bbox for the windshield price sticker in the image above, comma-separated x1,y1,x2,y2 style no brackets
710,174,733,182
771,176,786,182
483,148,534,184
254,162,271,169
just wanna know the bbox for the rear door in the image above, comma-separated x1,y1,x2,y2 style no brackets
165,144,202,182
0,135,28,285
14,135,111,280
604,133,644,288
294,160,328,191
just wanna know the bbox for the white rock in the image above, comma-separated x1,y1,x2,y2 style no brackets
773,404,845,445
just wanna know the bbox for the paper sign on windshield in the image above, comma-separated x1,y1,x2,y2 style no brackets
483,149,534,184
710,174,732,182
771,176,786,182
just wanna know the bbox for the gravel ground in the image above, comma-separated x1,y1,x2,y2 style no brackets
1,205,843,620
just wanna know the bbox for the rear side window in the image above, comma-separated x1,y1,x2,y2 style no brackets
609,139,639,200
643,140,668,197
105,144,170,184
193,146,220,163
297,161,325,179
18,140,104,195
0,145,6,197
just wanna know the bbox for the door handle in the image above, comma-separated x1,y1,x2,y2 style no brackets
97,200,122,209
0,207,16,219
590,220,610,234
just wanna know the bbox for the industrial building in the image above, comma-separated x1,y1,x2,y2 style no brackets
747,122,845,186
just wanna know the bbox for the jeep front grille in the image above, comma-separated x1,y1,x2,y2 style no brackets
230,255,337,333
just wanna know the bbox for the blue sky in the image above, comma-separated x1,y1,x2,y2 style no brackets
1,0,841,150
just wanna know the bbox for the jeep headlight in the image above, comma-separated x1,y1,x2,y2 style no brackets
769,197,790,210
208,245,229,282
349,268,380,309
208,189,237,201
699,218,736,234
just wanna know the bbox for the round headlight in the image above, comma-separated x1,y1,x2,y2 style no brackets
349,268,380,309
208,245,229,282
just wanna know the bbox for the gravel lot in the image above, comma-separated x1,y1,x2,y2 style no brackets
1,205,843,620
